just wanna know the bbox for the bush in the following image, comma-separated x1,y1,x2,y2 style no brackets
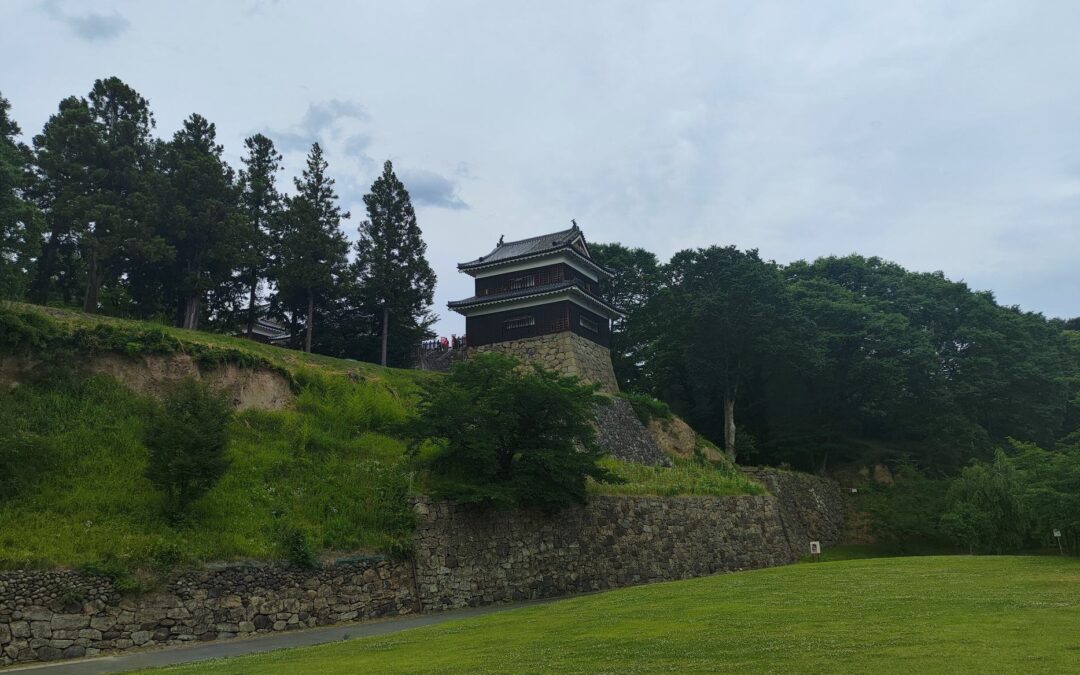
940,449,1030,554
276,525,317,568
617,392,672,425
414,352,614,511
858,464,952,553
144,378,232,520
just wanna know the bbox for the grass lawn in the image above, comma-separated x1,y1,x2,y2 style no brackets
141,556,1080,674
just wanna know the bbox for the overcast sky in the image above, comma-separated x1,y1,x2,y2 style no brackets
2,0,1078,335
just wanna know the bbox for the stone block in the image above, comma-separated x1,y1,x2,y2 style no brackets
51,615,89,631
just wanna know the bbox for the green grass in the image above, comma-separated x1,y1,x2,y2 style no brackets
589,456,764,497
0,303,759,573
141,556,1080,674
2,301,435,390
0,366,421,572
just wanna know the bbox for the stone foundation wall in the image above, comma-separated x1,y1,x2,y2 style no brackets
473,332,619,393
594,397,670,465
1,474,846,667
741,468,847,553
0,559,415,665
411,495,794,610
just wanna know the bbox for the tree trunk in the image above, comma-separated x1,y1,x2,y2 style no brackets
304,290,314,354
245,270,258,337
182,294,200,330
31,233,60,304
723,394,737,461
381,307,389,367
82,246,100,314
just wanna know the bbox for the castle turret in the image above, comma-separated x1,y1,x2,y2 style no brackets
448,224,623,392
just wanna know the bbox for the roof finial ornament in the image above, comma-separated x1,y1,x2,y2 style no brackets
497,234,504,247
571,218,578,229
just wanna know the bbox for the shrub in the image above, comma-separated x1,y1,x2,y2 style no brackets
276,525,317,568
858,464,951,553
617,391,672,425
414,353,614,511
940,449,1030,554
144,378,232,520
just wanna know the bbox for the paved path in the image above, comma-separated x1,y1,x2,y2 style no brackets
4,599,557,674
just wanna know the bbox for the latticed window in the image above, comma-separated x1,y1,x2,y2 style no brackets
538,267,564,285
509,275,536,290
505,315,535,330
579,316,599,332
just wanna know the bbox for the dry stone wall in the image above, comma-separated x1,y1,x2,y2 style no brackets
594,397,670,465
473,332,619,393
0,558,414,666
1,470,845,667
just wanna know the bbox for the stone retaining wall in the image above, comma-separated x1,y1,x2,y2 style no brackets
594,397,670,465
0,559,414,665
473,332,619,393
1,471,845,667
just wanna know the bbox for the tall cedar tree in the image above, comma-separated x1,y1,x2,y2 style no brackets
79,78,162,314
158,114,242,329
31,96,97,306
0,92,42,299
238,134,283,335
274,143,349,353
354,160,436,366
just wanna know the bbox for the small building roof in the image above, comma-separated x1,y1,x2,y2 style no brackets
457,223,613,278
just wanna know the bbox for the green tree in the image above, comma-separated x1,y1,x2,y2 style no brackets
273,143,349,353
415,352,613,510
79,77,162,314
144,378,232,518
354,160,436,366
237,133,283,336
156,114,242,329
0,92,42,299
31,96,97,306
590,242,661,390
940,450,1030,554
1010,440,1080,554
646,246,804,460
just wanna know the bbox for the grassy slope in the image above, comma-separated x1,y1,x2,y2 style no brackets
0,303,756,571
145,556,1080,674
0,303,435,570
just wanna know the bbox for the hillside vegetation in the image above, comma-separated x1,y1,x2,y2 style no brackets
141,556,1080,674
0,303,754,573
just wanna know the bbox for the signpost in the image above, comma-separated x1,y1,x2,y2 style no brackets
810,541,821,562
1054,529,1064,556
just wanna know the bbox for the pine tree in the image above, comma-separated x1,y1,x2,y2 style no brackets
274,143,349,353
31,96,98,306
80,77,161,314
0,92,42,299
354,160,436,366
157,114,242,330
238,134,283,336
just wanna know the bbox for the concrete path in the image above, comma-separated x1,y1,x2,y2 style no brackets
3,599,557,674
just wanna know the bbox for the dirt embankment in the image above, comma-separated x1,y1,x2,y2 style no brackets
1,352,293,411
646,414,729,465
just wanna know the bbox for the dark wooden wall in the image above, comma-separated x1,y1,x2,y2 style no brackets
466,300,610,347
473,263,599,297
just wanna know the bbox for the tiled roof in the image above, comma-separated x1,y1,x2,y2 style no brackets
457,224,611,277
448,279,623,318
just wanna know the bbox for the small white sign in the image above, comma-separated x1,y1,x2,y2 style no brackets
1054,529,1062,538
809,541,821,555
